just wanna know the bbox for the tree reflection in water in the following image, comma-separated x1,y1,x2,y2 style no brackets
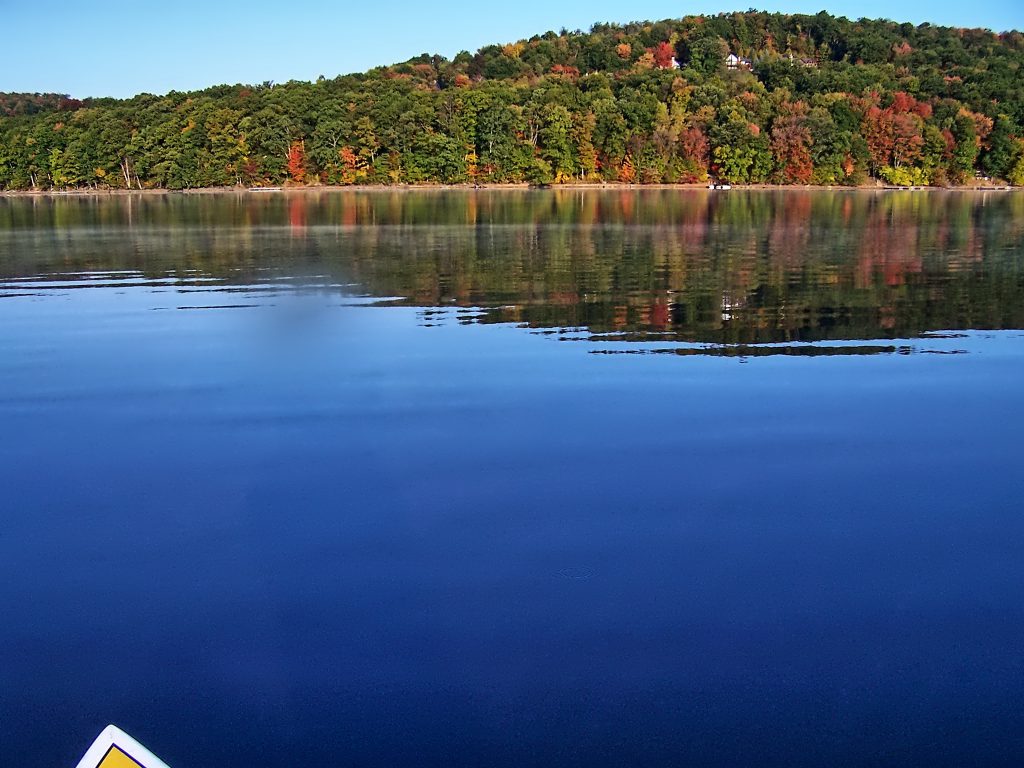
1,189,1022,346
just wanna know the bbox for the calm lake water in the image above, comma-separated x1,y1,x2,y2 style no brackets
2,190,1024,767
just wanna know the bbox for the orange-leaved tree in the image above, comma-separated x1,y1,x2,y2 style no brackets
287,141,306,183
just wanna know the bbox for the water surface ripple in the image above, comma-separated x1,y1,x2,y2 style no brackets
1,190,1023,767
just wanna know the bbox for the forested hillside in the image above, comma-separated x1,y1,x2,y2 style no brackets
2,11,1023,189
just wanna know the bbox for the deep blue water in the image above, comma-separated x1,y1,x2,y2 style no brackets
2,190,1024,766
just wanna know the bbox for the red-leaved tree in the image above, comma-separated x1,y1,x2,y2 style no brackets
287,141,306,183
679,126,710,168
771,105,813,183
653,42,675,69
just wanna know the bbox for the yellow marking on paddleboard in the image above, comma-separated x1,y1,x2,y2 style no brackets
97,746,141,768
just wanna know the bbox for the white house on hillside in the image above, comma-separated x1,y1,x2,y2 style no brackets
725,53,753,70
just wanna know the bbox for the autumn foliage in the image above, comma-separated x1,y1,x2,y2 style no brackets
652,42,675,69
771,105,813,184
1,11,1022,190
287,141,306,183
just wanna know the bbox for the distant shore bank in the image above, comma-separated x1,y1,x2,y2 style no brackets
1,182,1018,198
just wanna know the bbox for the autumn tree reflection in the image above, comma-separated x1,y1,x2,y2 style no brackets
1,190,1022,344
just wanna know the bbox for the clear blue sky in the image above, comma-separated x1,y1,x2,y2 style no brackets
5,0,1023,99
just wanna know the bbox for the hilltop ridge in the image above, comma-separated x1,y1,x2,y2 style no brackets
1,10,1022,189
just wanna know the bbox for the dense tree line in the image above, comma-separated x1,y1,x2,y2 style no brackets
2,11,1023,190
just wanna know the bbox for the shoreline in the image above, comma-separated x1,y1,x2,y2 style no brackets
0,182,1017,197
